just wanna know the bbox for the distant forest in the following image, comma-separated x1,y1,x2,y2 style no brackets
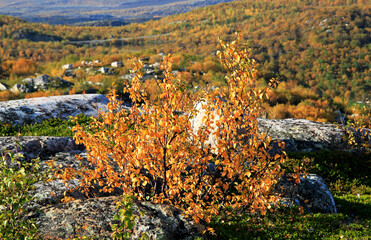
0,0,234,25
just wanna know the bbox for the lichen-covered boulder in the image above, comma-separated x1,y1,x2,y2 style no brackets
34,196,204,240
0,136,83,160
258,118,344,152
0,94,109,125
35,196,119,239
275,173,337,214
10,83,31,93
34,74,51,87
132,201,204,240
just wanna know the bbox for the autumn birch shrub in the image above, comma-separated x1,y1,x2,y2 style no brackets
191,36,287,218
60,35,287,224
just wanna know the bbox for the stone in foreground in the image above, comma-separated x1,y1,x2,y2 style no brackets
275,173,337,214
35,196,204,240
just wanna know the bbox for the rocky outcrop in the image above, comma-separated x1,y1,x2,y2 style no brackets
20,75,73,91
111,61,123,67
191,100,345,152
258,118,344,152
275,174,337,214
0,136,82,160
131,201,204,240
0,94,109,125
34,196,204,240
1,135,338,239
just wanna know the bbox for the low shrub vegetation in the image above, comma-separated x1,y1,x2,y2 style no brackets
0,114,93,137
60,35,290,229
0,149,52,239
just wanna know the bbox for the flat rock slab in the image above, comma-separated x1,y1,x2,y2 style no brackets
35,196,204,240
258,118,344,152
36,196,119,240
0,94,109,125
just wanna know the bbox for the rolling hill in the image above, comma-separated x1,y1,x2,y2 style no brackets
0,0,235,25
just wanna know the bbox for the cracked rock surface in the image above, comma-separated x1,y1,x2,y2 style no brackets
0,94,108,125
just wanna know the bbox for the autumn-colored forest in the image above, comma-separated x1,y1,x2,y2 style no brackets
0,0,369,123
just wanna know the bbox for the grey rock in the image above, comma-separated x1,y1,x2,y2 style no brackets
190,100,220,151
111,61,123,67
35,196,119,239
34,74,51,87
0,136,83,160
64,69,76,77
121,73,135,81
34,196,204,240
22,77,34,85
62,64,73,70
99,67,110,74
132,201,204,240
10,83,31,93
258,118,344,152
190,100,346,152
275,173,337,214
29,179,81,210
0,94,109,125
0,82,8,91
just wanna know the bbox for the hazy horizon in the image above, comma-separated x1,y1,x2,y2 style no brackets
0,0,234,25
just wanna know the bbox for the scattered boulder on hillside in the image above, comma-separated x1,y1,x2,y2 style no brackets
10,83,30,93
34,74,51,89
99,67,111,74
22,77,34,85
0,82,9,91
62,64,73,70
111,61,123,67
121,73,135,81
21,75,73,90
0,94,109,125
64,69,76,77
275,173,337,214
